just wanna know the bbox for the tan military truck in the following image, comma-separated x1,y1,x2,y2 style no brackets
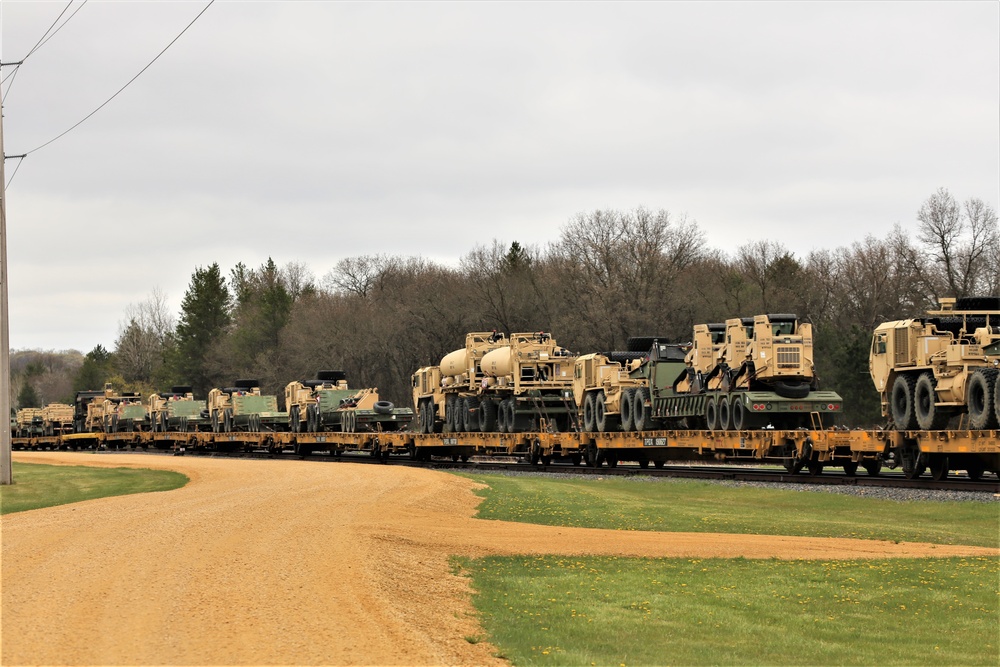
870,297,1000,430
41,403,74,436
412,331,508,433
572,350,646,432
477,331,577,433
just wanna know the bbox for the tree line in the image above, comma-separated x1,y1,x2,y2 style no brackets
12,188,999,427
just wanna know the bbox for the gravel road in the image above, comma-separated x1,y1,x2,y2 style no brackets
3,451,996,666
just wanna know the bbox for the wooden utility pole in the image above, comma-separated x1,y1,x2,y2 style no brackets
1,93,12,485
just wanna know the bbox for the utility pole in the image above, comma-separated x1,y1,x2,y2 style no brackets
1,89,13,484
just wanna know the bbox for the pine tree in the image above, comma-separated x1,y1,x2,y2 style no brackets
170,264,232,396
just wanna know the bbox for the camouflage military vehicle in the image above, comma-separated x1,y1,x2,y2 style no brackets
870,296,1000,430
15,408,44,438
41,403,74,436
207,379,287,432
285,370,407,433
85,384,148,432
149,386,208,432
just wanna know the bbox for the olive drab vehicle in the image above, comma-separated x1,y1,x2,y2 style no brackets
15,408,44,438
207,380,287,433
41,403,74,436
412,331,509,434
85,384,148,433
870,296,1000,431
149,386,208,432
285,370,412,435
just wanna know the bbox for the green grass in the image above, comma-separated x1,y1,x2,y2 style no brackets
0,462,188,514
459,474,1000,548
459,554,999,666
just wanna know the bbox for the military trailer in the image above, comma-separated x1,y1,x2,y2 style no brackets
149,386,208,432
206,379,287,433
41,403,74,436
870,296,1000,430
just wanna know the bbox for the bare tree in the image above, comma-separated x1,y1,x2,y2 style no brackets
114,288,176,384
917,188,999,298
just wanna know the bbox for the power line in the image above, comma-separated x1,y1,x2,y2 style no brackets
1,0,86,97
23,0,216,157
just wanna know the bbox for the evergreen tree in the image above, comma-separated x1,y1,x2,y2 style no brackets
73,345,113,393
170,264,232,396
17,381,40,409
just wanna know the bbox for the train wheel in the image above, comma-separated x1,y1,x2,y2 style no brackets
842,461,858,477
620,389,635,432
965,459,985,481
638,458,649,469
654,460,665,469
605,453,618,468
807,460,824,476
929,455,949,481
583,393,596,432
863,460,882,477
915,372,948,430
890,374,918,430
570,454,582,466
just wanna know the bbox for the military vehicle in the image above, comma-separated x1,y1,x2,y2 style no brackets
412,331,508,433
84,384,148,432
149,386,208,432
870,296,1000,430
41,403,74,436
286,370,410,434
626,314,842,431
476,331,577,433
15,408,44,438
572,349,647,432
207,380,287,432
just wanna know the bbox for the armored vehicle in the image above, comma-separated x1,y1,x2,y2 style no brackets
84,384,148,432
149,386,208,432
870,296,1000,430
286,370,410,433
207,379,287,432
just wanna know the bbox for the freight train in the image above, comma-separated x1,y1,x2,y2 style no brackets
12,307,1000,481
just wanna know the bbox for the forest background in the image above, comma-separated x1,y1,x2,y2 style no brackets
11,187,999,427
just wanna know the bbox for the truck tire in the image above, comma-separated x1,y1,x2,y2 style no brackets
620,388,635,432
444,395,457,431
290,405,300,432
732,397,748,431
461,396,479,433
967,368,998,430
496,398,510,433
373,401,394,415
632,387,654,431
770,381,811,400
718,395,732,431
478,399,498,432
705,396,719,431
594,391,610,432
890,374,918,430
914,372,949,430
583,393,596,432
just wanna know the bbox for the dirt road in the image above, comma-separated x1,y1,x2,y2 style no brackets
3,451,995,666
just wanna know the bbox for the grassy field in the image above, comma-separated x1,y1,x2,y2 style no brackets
460,554,998,666
460,473,1000,548
0,462,188,514
458,473,1000,666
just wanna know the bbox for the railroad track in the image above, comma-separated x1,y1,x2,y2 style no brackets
82,446,1000,494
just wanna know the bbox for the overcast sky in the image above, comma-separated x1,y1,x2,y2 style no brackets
1,1,997,353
